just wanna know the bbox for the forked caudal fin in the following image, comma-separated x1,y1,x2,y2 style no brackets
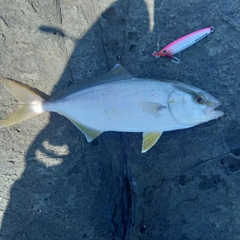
0,77,46,128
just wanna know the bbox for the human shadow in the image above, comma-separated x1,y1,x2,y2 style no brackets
1,0,223,239
0,0,151,240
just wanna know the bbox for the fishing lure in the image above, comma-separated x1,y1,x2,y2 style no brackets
152,26,214,63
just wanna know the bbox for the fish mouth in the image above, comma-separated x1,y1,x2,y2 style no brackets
152,52,161,58
205,101,224,119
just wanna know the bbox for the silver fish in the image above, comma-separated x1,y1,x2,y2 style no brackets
0,64,223,152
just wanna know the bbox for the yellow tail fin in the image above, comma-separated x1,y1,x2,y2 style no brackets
0,77,46,128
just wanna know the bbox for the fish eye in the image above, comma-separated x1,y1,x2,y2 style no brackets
194,95,205,104
163,49,167,54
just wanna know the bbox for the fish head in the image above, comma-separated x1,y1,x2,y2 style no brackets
168,83,224,126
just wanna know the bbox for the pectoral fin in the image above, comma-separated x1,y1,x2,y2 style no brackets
140,102,166,117
142,132,162,153
67,118,102,142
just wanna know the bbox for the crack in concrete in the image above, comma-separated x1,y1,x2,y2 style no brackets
28,1,38,14
166,151,232,183
169,196,199,214
120,135,134,240
98,17,110,70
56,0,74,84
100,134,135,240
121,0,131,59
220,15,240,33
0,17,9,28
77,5,90,28
212,3,240,33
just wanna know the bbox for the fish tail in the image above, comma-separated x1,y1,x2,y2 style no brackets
0,77,46,128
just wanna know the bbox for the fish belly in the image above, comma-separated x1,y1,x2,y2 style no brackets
43,79,183,132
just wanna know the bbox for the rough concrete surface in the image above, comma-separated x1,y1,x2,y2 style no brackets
0,0,239,239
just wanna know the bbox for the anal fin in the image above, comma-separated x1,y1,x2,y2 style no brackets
142,132,162,153
67,118,102,142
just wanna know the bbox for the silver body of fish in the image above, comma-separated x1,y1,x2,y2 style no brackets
0,64,223,152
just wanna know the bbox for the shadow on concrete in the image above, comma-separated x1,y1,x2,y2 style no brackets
0,0,232,239
0,1,150,239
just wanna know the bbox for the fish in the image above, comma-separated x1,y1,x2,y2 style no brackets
0,64,223,153
152,26,214,62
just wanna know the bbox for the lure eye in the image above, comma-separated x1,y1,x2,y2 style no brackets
162,49,167,54
194,95,205,104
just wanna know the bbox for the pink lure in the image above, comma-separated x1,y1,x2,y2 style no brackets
152,26,214,59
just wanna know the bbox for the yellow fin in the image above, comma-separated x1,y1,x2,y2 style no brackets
67,118,102,142
0,77,44,103
0,77,45,128
0,105,41,128
142,132,162,153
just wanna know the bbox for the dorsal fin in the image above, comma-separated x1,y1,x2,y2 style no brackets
109,64,134,81
49,64,134,102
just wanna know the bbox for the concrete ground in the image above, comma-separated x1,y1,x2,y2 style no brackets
0,0,240,239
